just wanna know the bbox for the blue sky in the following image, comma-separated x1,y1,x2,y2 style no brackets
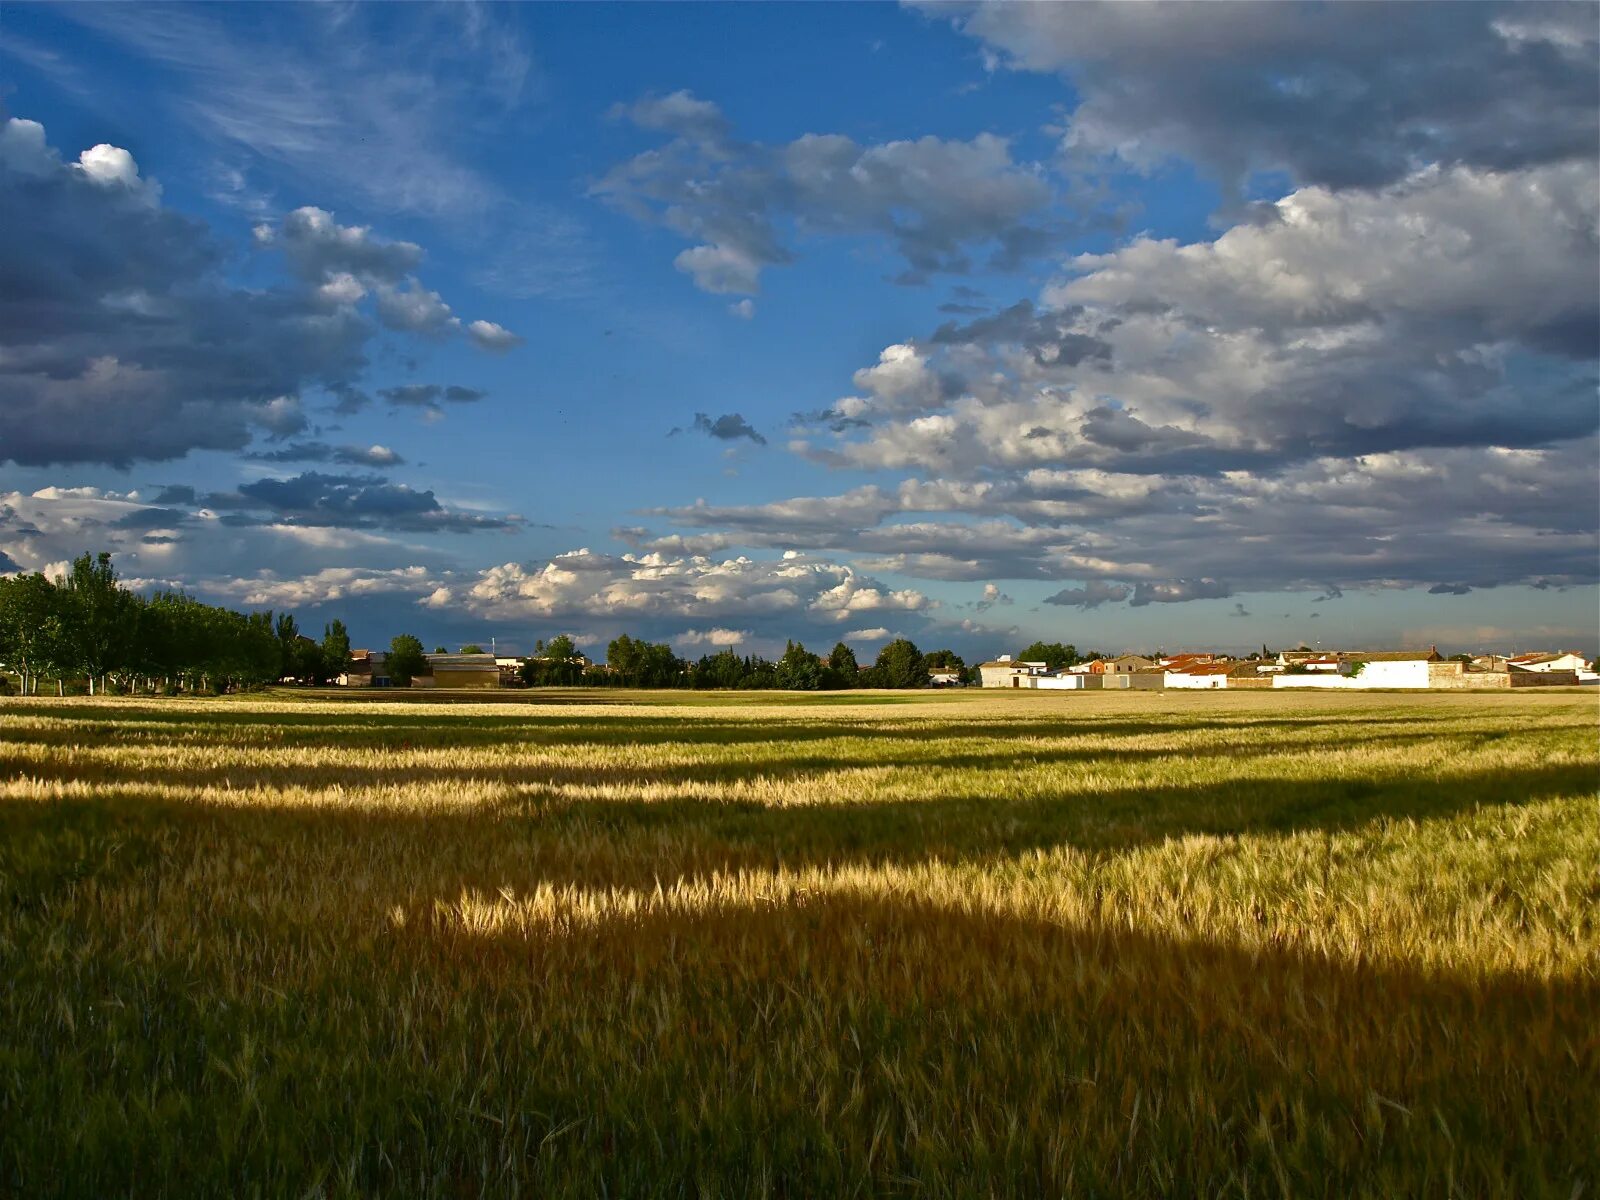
2,1,1596,659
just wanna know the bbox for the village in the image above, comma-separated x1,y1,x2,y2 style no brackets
332,644,1597,691
974,648,1596,691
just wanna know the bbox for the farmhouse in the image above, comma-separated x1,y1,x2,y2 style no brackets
977,655,1050,687
1508,651,1591,673
1105,654,1157,674
341,649,390,688
1273,648,1443,689
415,652,501,689
1164,662,1235,689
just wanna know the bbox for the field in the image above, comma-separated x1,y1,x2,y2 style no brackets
2,688,1596,1197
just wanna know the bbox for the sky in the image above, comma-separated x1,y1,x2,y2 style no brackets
1,0,1597,661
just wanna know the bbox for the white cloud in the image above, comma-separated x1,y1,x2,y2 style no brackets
466,319,523,351
675,627,748,648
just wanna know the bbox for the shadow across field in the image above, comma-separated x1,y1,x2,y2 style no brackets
0,700,1543,753
3,852,1594,1197
7,757,1593,901
4,701,1596,1195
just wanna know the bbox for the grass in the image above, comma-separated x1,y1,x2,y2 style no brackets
1,688,1596,1197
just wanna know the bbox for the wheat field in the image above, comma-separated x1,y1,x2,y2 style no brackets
1,688,1596,1197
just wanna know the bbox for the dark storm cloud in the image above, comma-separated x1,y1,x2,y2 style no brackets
0,117,513,467
929,1,1598,199
111,506,188,531
213,471,519,533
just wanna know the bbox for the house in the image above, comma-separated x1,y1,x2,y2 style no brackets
341,649,390,688
1225,662,1275,689
928,667,963,687
1105,654,1157,674
1160,652,1225,670
1164,662,1234,689
1508,651,1591,673
416,652,500,689
977,655,1050,688
1273,648,1442,689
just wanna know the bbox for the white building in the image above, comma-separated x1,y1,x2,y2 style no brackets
1272,649,1440,689
1508,651,1591,673
977,655,1050,688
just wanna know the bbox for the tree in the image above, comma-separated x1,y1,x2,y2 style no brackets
62,551,138,694
1018,641,1077,672
776,641,825,690
389,635,428,686
433,645,448,655
0,572,72,694
274,612,299,680
460,644,485,654
872,639,926,689
544,634,577,662
923,649,965,670
322,620,352,679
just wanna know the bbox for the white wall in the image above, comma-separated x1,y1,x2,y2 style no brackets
1273,660,1432,689
1165,673,1226,689
1030,675,1086,689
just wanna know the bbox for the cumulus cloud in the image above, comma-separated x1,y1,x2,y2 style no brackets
0,487,461,604
671,413,767,445
628,437,1599,599
675,627,748,648
0,119,515,467
210,471,520,533
594,93,1078,293
800,164,1597,481
924,1,1599,202
973,582,1013,611
1428,582,1474,596
242,441,406,467
466,319,522,351
1129,578,1232,607
609,90,731,143
377,384,487,418
1044,581,1133,609
425,550,928,647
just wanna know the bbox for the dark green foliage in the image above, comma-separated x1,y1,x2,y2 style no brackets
322,620,352,679
1018,641,1078,671
869,639,926,689
606,634,684,687
827,642,859,676
776,641,826,691
388,635,428,686
0,553,322,695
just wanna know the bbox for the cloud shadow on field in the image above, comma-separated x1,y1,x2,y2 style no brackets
2,837,1594,1196
7,756,1593,888
3,698,1595,1193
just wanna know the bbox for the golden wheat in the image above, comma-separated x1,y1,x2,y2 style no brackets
2,688,1596,1197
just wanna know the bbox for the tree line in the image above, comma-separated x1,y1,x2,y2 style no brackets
1,550,1109,696
0,553,350,695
